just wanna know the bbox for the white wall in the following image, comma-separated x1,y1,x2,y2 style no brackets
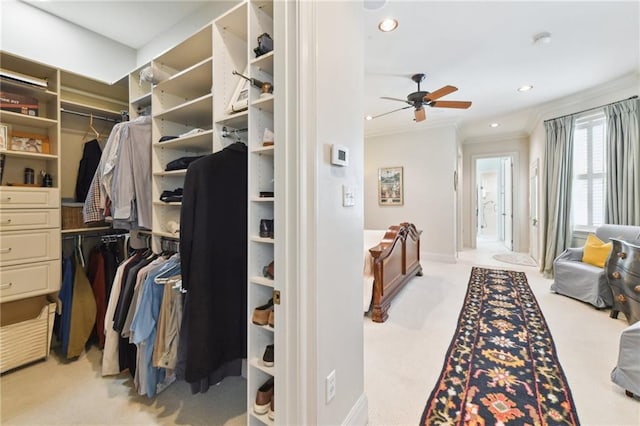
462,134,529,251
0,1,136,83
528,72,639,260
365,125,458,262
136,1,240,67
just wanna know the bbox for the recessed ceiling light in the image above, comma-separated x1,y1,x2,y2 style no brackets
490,123,500,128
517,85,533,92
365,115,373,121
532,31,552,45
378,18,398,32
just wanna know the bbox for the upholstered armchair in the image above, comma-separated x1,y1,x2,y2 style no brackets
551,224,640,308
611,320,640,397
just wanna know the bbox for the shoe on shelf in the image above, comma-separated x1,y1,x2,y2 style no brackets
268,309,274,328
252,298,274,326
268,394,275,421
263,261,274,280
254,377,274,415
262,344,274,367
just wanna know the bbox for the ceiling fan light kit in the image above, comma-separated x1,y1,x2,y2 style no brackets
371,73,472,122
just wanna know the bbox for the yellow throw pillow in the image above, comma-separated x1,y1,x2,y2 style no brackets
582,233,613,268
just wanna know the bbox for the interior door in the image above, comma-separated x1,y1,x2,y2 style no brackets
530,159,539,262
501,157,513,250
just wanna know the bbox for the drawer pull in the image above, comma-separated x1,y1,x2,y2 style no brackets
1,219,12,224
0,282,12,290
0,197,12,202
0,247,12,253
616,294,627,303
617,252,627,259
612,271,622,279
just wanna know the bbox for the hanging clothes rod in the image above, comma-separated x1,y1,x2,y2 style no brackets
61,230,129,240
61,107,120,123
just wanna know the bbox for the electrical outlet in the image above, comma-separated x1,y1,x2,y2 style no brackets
326,370,336,403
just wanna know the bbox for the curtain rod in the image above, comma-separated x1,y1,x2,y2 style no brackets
61,108,120,123
544,95,638,123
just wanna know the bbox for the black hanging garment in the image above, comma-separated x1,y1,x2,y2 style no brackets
75,139,102,202
179,142,248,386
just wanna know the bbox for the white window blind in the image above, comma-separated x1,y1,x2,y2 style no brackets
572,110,606,230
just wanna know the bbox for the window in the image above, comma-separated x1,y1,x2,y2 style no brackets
572,110,606,230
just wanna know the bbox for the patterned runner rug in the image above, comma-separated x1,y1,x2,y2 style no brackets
420,267,579,425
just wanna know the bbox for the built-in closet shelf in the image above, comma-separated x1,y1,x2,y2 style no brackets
250,276,274,288
250,51,274,75
251,236,275,244
0,111,57,128
153,201,182,207
153,94,213,127
154,58,212,96
153,130,214,151
60,226,112,234
130,92,152,107
215,110,249,129
152,231,179,240
254,0,274,16
250,196,274,202
0,151,57,161
250,358,274,376
250,146,274,155
252,323,274,333
251,95,274,113
215,2,248,39
153,170,187,177
250,411,273,426
154,27,212,72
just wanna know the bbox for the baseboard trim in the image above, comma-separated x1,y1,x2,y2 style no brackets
422,251,457,264
342,393,368,426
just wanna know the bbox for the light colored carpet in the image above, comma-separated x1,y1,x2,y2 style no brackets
492,252,537,266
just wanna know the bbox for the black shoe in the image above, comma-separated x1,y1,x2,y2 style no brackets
262,344,274,367
263,261,274,279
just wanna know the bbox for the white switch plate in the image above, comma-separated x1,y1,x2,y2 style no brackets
326,369,336,403
342,185,355,207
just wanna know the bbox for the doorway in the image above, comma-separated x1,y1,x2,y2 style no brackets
475,156,513,250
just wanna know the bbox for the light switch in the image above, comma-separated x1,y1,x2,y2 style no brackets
342,185,355,207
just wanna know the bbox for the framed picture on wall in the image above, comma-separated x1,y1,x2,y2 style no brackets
378,166,403,206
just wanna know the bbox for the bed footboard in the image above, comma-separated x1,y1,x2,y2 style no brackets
369,222,422,322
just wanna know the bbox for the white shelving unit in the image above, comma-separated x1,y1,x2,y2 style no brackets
150,24,214,250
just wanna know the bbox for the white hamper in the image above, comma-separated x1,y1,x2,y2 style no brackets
0,295,56,373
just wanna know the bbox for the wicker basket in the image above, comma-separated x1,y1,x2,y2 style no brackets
0,295,56,373
62,202,105,230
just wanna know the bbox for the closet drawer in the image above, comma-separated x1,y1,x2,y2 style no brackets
0,209,60,231
0,260,61,302
0,229,60,266
0,188,60,209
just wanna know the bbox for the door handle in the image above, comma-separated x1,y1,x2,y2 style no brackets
532,219,538,226
0,283,12,290
0,247,12,253
1,219,12,224
0,197,12,203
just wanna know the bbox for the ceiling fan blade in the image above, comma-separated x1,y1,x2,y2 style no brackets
424,85,458,101
381,96,411,104
414,107,426,122
369,105,413,119
431,100,472,109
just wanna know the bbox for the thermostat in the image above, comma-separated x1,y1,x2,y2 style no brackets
331,144,349,167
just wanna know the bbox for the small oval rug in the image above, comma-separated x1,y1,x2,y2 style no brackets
493,252,537,267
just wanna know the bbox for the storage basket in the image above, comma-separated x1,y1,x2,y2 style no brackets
0,295,56,373
62,202,105,230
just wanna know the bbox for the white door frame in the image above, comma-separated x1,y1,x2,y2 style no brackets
471,152,519,250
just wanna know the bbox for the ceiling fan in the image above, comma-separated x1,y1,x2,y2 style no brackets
372,73,472,122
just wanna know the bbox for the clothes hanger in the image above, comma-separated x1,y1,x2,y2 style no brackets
81,113,101,142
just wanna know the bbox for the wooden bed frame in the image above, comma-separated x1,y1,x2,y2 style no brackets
369,222,422,322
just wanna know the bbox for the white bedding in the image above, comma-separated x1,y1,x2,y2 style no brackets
363,230,387,312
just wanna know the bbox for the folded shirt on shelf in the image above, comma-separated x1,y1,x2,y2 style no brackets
165,156,204,171
160,188,183,203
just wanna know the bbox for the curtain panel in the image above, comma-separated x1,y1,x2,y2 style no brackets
541,116,575,278
605,98,640,225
